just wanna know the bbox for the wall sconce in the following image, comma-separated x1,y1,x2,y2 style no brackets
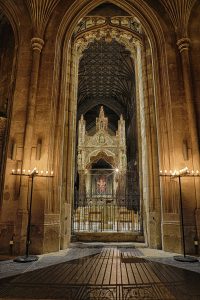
36,139,42,160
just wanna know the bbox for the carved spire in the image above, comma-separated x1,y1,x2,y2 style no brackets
78,114,86,146
118,114,125,145
96,106,108,132
25,0,60,37
160,0,196,38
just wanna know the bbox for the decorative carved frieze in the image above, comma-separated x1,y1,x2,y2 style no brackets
74,16,142,39
74,27,139,59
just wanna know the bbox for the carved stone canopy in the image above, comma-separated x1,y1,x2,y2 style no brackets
78,106,127,173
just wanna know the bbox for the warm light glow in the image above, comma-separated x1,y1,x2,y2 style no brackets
179,167,189,175
17,169,20,172
41,170,43,174
164,170,167,173
28,170,30,173
46,171,48,174
170,170,172,174
160,170,162,173
23,169,25,173
115,168,119,173
51,171,53,175
197,170,199,174
12,169,15,173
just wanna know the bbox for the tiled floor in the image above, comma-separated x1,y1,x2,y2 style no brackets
0,243,199,299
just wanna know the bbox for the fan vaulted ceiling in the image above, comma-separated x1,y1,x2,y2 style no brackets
77,38,135,132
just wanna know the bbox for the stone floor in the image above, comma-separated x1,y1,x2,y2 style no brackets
0,242,199,299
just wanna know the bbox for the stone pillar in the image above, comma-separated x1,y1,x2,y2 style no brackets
136,40,162,249
0,117,7,200
177,38,199,163
60,50,79,249
23,37,44,170
177,38,200,253
20,37,44,207
15,37,44,254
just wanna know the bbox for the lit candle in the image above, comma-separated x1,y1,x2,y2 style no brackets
51,171,53,175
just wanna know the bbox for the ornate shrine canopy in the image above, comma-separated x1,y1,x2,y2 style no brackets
78,106,126,173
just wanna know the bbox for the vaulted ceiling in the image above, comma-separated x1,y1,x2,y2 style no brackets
77,38,135,133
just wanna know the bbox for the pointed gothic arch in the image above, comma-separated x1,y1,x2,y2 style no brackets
48,0,175,250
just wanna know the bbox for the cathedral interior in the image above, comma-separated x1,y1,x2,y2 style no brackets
0,0,200,298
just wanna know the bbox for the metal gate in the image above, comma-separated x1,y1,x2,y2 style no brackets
72,200,141,233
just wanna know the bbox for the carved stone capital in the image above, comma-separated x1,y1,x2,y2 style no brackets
177,38,190,53
31,37,44,52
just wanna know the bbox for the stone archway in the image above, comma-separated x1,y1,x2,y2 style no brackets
51,0,169,250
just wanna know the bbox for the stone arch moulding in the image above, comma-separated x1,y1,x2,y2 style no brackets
86,150,116,170
0,1,20,204
50,0,173,250
73,24,141,61
0,1,21,45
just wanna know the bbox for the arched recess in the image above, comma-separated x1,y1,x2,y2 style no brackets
87,150,116,170
50,0,172,250
0,2,20,205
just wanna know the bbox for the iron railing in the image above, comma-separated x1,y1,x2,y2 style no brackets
72,204,141,233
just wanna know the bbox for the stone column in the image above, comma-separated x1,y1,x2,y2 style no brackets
0,117,7,200
23,37,44,169
19,37,44,209
177,38,200,253
136,40,162,249
16,37,44,254
177,38,199,163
